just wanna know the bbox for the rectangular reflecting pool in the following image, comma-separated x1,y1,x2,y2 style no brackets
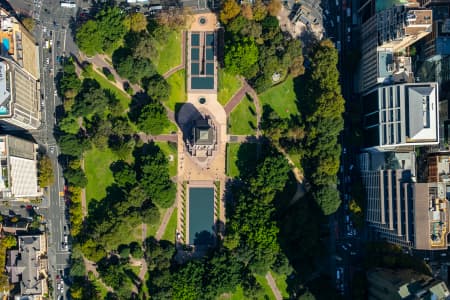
189,187,215,245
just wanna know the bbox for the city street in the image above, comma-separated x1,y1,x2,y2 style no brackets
321,0,362,298
6,0,81,298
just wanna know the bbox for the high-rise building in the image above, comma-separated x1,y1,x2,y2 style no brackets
0,135,42,200
362,82,439,150
367,268,450,299
360,151,450,250
0,8,40,130
360,4,433,92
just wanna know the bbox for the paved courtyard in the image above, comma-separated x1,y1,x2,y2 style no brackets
176,12,226,247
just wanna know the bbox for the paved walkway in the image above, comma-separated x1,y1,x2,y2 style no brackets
228,135,259,143
155,203,177,240
81,53,141,94
266,272,283,300
224,78,262,156
137,133,178,143
80,159,87,218
83,257,113,292
162,31,186,79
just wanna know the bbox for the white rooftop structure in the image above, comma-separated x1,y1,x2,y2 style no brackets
0,135,41,200
9,156,40,197
363,82,439,149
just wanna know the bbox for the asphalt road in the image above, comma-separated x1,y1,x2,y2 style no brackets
7,0,81,298
321,0,363,298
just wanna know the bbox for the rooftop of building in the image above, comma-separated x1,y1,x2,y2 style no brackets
368,267,450,299
0,8,39,80
6,235,46,296
0,58,40,129
193,119,214,145
377,48,415,84
0,135,40,199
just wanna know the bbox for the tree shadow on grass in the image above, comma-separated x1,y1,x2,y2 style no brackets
86,184,125,226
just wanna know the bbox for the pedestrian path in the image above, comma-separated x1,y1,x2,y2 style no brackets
155,203,177,240
266,272,283,300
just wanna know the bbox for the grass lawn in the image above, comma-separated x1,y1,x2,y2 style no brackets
84,147,117,210
155,141,178,177
259,77,299,118
141,272,150,297
218,285,246,300
226,143,257,178
162,120,178,134
155,30,182,75
218,69,242,106
165,69,186,112
161,208,177,242
84,66,131,110
134,206,168,239
126,266,142,278
254,273,276,300
229,95,257,135
270,271,289,299
91,277,109,299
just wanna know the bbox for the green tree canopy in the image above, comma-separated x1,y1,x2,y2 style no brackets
135,100,170,135
76,7,127,55
220,0,241,24
72,82,109,117
76,20,102,56
64,167,88,188
38,155,54,187
58,134,90,158
115,55,156,84
139,149,176,208
111,161,137,189
124,12,148,32
59,115,80,134
146,75,170,102
225,38,259,77
313,185,341,215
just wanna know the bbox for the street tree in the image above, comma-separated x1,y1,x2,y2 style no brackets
38,155,54,187
124,12,148,32
220,0,240,24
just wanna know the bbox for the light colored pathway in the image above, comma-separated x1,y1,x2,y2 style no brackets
162,31,186,79
83,256,113,292
81,53,141,93
80,159,87,218
155,203,177,240
137,133,178,143
225,78,263,157
265,272,283,300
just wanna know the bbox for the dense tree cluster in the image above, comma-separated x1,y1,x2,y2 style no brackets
262,40,344,216
76,7,128,55
80,142,173,261
222,1,304,92
0,235,16,291
145,154,293,299
37,155,54,187
300,40,344,215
